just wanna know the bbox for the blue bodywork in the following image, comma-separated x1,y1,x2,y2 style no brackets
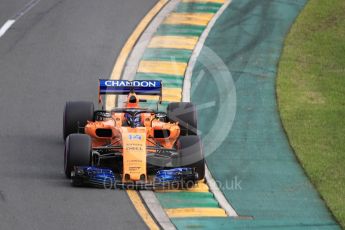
72,166,116,188
155,168,196,184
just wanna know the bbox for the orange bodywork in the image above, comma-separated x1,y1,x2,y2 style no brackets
84,93,180,182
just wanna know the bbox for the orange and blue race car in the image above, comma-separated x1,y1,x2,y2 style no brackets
63,80,205,189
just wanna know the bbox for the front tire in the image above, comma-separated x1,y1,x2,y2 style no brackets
63,101,94,140
64,134,92,178
177,136,205,180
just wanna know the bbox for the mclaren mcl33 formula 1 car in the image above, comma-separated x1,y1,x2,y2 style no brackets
63,79,205,189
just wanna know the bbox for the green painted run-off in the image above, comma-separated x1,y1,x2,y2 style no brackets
173,0,340,229
156,192,219,209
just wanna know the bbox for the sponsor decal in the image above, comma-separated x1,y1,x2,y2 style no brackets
99,80,161,95
128,134,142,141
122,128,147,181
103,80,160,88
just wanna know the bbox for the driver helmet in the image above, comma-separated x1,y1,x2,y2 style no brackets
125,113,142,127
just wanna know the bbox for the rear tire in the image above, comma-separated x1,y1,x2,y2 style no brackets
177,136,205,180
63,101,94,140
64,134,92,178
167,102,197,136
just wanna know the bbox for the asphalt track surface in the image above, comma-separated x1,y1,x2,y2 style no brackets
0,0,155,229
0,0,28,25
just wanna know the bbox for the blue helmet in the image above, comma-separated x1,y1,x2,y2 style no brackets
125,113,141,127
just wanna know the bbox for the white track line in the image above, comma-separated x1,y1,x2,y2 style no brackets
0,0,40,38
182,0,239,217
0,20,15,38
183,0,232,101
205,165,238,216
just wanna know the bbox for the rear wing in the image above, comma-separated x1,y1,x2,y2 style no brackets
98,79,162,105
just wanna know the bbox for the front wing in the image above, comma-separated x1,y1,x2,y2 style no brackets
71,166,198,190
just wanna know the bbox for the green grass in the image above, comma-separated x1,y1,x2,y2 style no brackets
277,0,345,228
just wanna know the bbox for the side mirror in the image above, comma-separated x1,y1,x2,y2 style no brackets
155,112,167,122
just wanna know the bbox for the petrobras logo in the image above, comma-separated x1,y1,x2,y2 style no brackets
104,80,160,88
128,134,142,141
